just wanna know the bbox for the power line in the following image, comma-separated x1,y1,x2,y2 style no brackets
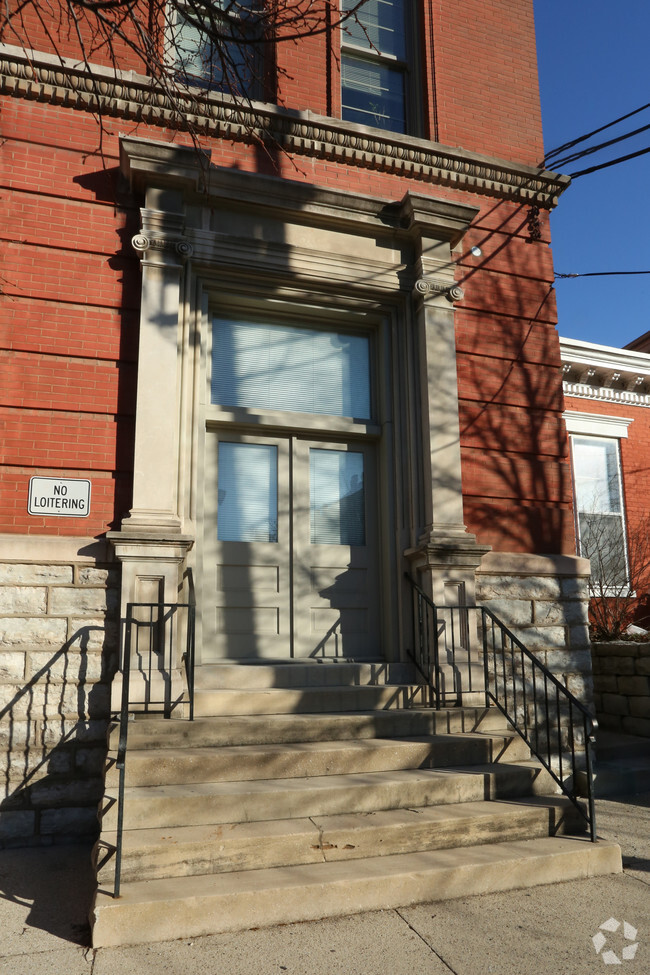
549,118,650,169
569,142,650,178
555,270,650,280
543,101,650,165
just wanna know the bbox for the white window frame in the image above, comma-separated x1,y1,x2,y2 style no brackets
565,411,632,595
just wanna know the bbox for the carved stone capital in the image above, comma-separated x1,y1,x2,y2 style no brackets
131,234,193,262
414,277,465,303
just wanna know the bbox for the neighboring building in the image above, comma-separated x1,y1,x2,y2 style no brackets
561,335,650,740
561,336,650,628
1,0,618,945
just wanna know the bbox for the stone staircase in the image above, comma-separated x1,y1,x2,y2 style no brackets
91,660,621,947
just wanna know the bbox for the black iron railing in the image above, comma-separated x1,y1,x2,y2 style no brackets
112,568,195,897
405,574,483,708
405,574,596,841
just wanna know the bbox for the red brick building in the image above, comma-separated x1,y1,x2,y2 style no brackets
1,0,615,944
560,336,650,739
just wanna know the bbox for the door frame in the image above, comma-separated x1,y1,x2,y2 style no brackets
196,293,399,664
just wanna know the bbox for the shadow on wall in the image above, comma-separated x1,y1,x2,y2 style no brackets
0,625,115,849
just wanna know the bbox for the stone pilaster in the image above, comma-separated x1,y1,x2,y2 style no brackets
400,193,490,606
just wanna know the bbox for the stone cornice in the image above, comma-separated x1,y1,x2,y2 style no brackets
1,44,570,208
121,136,479,245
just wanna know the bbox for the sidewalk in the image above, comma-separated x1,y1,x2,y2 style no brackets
1,794,648,975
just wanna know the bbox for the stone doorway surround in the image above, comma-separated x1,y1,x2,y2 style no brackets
109,135,490,666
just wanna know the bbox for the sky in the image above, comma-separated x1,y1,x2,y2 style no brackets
533,0,650,348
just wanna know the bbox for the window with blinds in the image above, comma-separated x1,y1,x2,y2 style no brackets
341,0,412,134
310,449,365,546
211,318,372,421
217,442,278,542
171,1,262,98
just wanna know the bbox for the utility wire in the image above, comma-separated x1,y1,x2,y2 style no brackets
543,101,650,164
569,142,650,178
555,270,650,279
549,118,650,169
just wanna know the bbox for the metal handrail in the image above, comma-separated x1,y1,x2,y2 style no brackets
112,568,196,897
405,574,597,841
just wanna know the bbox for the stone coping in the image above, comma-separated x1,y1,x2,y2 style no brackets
0,534,112,563
478,552,591,577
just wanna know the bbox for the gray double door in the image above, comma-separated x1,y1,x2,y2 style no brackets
203,431,380,660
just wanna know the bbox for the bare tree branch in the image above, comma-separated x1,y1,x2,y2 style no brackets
2,1,373,168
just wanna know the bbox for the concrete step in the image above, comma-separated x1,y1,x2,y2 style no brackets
91,835,622,947
106,733,533,789
101,762,558,832
95,796,586,885
195,661,417,689
192,684,430,716
108,706,508,750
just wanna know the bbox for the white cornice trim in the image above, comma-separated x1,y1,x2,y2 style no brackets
559,336,650,377
563,381,650,409
0,43,570,208
563,410,633,438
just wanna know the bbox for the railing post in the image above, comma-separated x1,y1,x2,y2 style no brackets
114,610,134,899
431,600,440,709
585,719,597,843
481,609,490,708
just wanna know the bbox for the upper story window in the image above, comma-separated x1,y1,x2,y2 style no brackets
172,1,263,98
340,0,415,134
570,435,629,589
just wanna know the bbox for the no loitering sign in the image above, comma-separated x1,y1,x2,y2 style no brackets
28,477,91,518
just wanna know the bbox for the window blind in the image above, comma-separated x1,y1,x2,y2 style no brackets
310,449,365,546
212,318,371,420
217,442,278,542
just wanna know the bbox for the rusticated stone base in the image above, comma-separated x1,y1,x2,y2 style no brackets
0,536,119,847
476,553,594,712
591,641,650,737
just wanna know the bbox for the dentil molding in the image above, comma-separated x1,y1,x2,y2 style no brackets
1,44,570,207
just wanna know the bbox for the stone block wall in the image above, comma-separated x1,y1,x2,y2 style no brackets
475,553,595,777
476,553,594,711
591,642,650,738
0,539,119,847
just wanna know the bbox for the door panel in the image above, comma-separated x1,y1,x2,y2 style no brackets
203,433,379,659
203,434,291,660
293,440,379,658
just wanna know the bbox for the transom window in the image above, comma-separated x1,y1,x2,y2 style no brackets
341,0,413,134
211,317,372,420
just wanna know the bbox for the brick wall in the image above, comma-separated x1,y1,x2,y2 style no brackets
2,88,568,554
15,2,543,165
